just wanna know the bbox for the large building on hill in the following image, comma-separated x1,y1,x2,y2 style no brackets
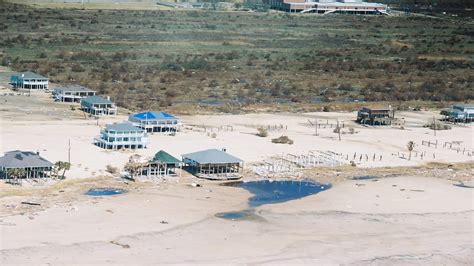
264,0,388,14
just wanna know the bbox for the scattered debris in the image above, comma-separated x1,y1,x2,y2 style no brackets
21,201,41,206
110,240,130,249
160,221,169,224
190,183,202,187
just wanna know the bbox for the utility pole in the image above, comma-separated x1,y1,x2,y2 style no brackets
337,118,341,141
315,119,318,136
68,139,71,164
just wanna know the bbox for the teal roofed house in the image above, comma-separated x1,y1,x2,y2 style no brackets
182,149,243,180
94,122,148,150
142,150,182,178
10,71,49,90
81,96,117,116
128,111,181,134
443,103,474,122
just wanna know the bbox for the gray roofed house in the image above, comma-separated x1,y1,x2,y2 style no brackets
10,71,49,90
94,122,148,150
105,122,144,132
81,95,117,116
182,149,243,180
53,84,96,102
0,150,54,180
182,149,243,164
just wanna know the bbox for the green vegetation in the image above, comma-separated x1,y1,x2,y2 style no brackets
0,2,473,113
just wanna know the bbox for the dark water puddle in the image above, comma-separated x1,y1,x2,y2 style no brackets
453,183,474,188
223,180,331,208
85,188,127,196
352,175,379,180
217,180,331,221
215,210,261,221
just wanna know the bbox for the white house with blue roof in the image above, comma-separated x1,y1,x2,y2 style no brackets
81,95,117,116
128,111,181,134
94,122,148,150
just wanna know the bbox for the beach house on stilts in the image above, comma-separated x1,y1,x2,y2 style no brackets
10,71,49,90
182,149,243,180
0,151,53,184
81,96,117,116
94,123,148,150
142,150,182,178
128,111,181,135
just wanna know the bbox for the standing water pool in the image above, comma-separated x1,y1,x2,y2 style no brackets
223,180,331,207
85,188,127,196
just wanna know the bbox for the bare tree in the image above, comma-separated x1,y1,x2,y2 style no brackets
407,141,415,160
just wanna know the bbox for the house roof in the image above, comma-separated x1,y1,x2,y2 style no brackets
13,71,48,80
55,84,95,93
151,150,181,164
361,106,391,111
105,122,144,132
454,103,474,109
82,96,113,105
0,151,53,169
131,111,178,121
182,149,243,164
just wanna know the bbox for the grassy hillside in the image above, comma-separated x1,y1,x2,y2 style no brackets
0,2,473,113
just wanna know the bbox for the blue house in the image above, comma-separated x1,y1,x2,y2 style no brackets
94,123,148,150
128,111,181,134
10,71,49,90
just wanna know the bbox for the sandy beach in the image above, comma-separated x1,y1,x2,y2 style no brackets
1,90,473,265
1,176,472,265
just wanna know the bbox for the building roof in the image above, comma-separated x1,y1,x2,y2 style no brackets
454,103,474,109
105,122,144,132
82,96,113,105
151,150,181,164
131,111,178,121
13,71,48,80
0,151,53,169
361,106,391,111
291,1,386,7
182,149,243,164
55,84,95,93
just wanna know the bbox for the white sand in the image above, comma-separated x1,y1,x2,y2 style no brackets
1,176,472,265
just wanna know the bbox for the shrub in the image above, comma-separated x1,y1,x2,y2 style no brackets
106,165,118,174
272,135,293,145
423,121,452,130
257,128,268,137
